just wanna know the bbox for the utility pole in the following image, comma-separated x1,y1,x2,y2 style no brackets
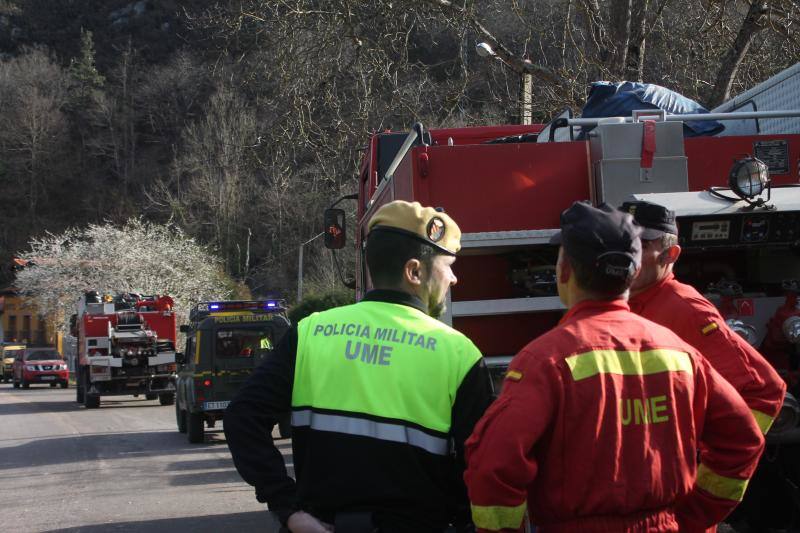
297,232,324,303
477,42,534,126
520,73,533,126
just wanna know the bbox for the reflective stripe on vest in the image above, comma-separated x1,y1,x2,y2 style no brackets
292,409,448,455
565,348,693,381
293,300,482,437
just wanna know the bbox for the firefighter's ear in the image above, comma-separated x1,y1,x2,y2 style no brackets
659,244,681,266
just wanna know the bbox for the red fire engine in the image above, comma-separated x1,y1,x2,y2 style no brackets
326,65,800,528
72,292,178,409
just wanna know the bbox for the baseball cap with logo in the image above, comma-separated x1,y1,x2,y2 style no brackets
550,201,642,282
368,200,461,255
620,200,678,240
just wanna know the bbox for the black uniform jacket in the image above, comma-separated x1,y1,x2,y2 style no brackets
224,290,493,532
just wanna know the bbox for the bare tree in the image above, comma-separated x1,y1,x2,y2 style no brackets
0,47,68,216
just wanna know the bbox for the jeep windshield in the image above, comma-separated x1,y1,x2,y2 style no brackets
215,327,273,358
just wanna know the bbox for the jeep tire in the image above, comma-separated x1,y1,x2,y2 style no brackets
176,402,187,433
159,393,175,406
188,411,204,444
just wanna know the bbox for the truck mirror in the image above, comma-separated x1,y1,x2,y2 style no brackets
323,208,346,249
179,324,190,333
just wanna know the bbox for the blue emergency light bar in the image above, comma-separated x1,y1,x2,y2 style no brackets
189,300,287,322
203,300,286,312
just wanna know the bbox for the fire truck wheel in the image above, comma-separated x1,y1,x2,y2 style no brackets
49,382,57,388
61,381,69,389
176,403,187,433
84,394,100,409
12,379,19,389
145,393,158,401
188,411,204,443
22,380,30,389
159,393,175,406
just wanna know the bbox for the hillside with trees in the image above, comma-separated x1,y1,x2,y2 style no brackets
0,0,798,301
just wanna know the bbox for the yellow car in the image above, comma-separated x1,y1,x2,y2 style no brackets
1,343,25,383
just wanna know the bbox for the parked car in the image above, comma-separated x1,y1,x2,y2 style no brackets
13,347,69,389
1,343,25,382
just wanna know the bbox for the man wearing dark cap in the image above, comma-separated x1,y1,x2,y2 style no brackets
225,200,492,533
464,202,764,532
623,199,785,436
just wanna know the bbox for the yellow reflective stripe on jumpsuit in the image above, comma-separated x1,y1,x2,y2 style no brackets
471,502,527,531
565,348,693,381
750,408,775,434
696,464,749,501
292,300,482,446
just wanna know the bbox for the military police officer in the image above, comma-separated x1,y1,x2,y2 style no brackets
225,200,492,533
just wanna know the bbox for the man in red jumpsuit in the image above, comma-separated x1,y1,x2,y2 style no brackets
623,200,785,435
464,202,764,533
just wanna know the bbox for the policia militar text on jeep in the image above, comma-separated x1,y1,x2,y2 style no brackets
175,300,291,443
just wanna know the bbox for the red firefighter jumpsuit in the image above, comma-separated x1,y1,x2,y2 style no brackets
464,299,765,533
629,273,786,434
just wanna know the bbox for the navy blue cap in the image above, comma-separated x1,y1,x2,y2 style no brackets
619,200,678,240
550,202,642,281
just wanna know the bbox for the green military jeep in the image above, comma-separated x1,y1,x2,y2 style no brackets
175,300,291,443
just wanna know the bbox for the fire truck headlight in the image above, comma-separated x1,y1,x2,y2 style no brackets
725,318,759,346
729,156,769,199
783,316,800,344
771,392,800,435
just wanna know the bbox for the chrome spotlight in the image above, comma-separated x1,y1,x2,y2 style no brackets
729,156,770,200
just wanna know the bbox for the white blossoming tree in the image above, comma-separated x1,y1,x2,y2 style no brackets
15,218,237,331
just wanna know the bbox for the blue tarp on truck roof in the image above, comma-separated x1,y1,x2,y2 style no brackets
581,81,725,137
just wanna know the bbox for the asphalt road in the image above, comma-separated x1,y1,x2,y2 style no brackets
0,383,288,532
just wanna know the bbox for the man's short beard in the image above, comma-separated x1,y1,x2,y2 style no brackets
428,299,446,319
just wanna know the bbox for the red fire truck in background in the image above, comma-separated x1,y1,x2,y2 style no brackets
71,292,178,409
325,64,800,528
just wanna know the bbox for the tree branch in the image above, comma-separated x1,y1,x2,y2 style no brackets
705,1,770,107
423,0,563,85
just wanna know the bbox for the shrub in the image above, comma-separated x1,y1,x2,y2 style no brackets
288,290,355,324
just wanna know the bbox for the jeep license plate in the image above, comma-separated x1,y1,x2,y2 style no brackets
203,401,230,411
